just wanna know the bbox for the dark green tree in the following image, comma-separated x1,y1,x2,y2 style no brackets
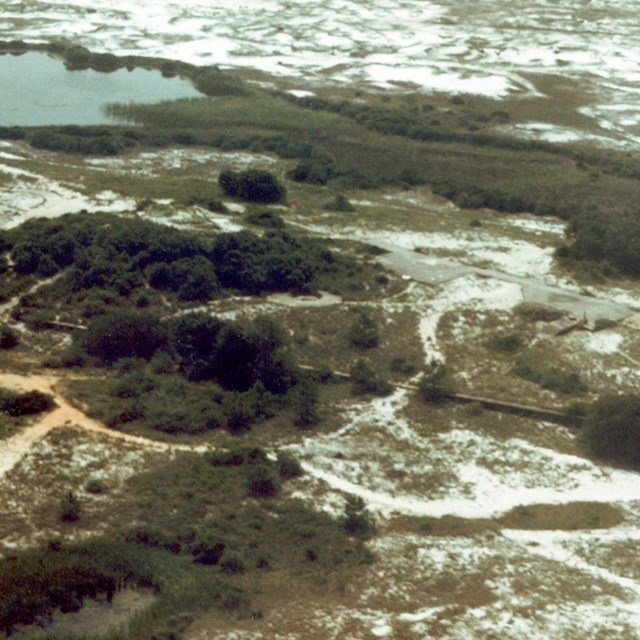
219,169,286,204
84,311,167,363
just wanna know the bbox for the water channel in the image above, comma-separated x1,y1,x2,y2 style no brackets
0,52,202,126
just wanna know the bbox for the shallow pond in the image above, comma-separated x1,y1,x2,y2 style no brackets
0,52,202,126
11,588,156,638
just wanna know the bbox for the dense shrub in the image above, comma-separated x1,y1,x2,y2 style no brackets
290,159,334,185
0,389,55,416
582,394,640,466
246,465,280,498
276,452,304,479
29,130,123,155
219,169,286,203
0,126,26,140
563,207,640,277
0,325,19,349
167,312,297,394
84,311,167,364
147,255,219,301
210,230,336,295
63,45,92,67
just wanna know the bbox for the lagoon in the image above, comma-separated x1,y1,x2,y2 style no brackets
0,52,202,126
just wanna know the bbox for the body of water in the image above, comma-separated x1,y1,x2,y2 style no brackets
1,1,640,147
0,52,202,126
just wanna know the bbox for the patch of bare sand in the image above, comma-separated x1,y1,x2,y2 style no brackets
0,372,199,479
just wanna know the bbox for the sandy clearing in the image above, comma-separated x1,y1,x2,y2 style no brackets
0,372,204,480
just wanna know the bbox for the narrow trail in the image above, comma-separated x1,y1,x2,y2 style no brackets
0,372,204,480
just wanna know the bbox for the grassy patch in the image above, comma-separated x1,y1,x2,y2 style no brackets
394,502,624,537
498,502,625,531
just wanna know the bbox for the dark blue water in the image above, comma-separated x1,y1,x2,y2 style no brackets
0,52,202,126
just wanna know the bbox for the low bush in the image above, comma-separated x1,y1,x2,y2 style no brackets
341,496,375,539
485,333,524,353
515,303,565,323
389,357,417,375
59,491,82,523
347,312,380,350
350,360,393,397
322,194,355,212
513,361,587,395
245,210,285,228
276,452,304,479
417,364,453,403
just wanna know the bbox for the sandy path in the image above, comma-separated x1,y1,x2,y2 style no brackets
0,372,202,479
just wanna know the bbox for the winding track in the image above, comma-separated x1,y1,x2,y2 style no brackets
0,372,203,480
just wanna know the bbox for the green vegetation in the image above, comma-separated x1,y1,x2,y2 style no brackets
513,360,587,395
2,212,363,327
0,324,19,349
12,40,640,277
219,169,286,204
0,446,371,638
106,83,640,277
418,364,454,403
322,194,355,212
244,209,285,229
485,333,525,353
341,496,376,539
350,360,393,397
7,38,640,276
69,312,304,436
347,311,380,350
59,491,82,523
582,394,640,466
0,388,55,417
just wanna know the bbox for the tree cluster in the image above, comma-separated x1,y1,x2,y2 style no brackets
73,311,309,436
5,213,349,313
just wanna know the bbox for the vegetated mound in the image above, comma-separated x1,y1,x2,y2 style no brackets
582,394,640,467
0,212,362,326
